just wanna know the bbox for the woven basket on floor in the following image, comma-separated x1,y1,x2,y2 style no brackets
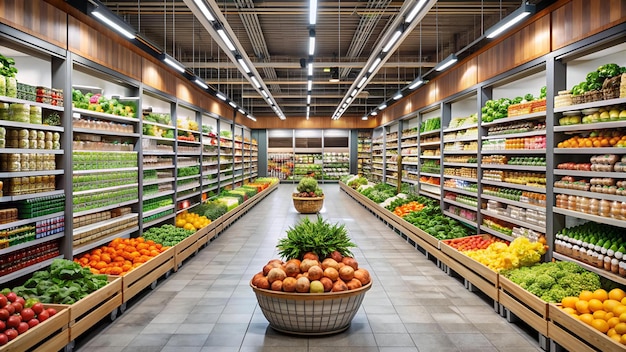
251,280,372,335
292,195,324,213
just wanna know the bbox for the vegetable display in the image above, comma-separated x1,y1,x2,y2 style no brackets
143,224,196,246
191,200,228,221
463,236,547,272
277,216,355,260
72,89,137,117
174,211,211,232
74,237,169,275
0,291,57,345
558,288,626,340
294,176,323,197
0,54,18,78
571,63,625,96
501,261,601,303
8,259,109,304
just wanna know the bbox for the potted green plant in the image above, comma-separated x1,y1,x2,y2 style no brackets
250,216,372,335
292,176,324,213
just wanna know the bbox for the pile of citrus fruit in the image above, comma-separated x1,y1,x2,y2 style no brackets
557,131,626,149
175,210,211,231
560,288,626,344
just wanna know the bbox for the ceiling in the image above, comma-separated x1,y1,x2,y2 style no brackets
98,0,554,120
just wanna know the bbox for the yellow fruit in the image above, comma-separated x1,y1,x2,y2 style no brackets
620,312,626,323
562,296,579,309
621,334,626,345
606,312,615,320
591,319,610,333
608,317,621,329
613,305,626,317
576,300,591,314
608,328,618,337
612,334,623,343
615,323,626,335
593,310,608,320
589,299,604,312
593,289,609,302
604,299,621,313
579,290,594,301
610,289,626,302
562,307,577,315
579,313,594,325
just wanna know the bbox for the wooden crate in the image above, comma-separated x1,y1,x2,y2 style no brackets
119,246,175,303
440,241,499,301
498,275,548,336
174,231,201,271
0,304,69,352
196,221,217,248
548,303,626,352
68,276,123,340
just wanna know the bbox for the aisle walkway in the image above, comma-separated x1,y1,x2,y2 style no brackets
77,184,542,352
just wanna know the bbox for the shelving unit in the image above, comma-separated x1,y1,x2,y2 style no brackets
417,109,441,199
357,130,372,178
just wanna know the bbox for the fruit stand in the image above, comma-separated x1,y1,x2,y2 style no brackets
67,276,122,341
0,304,69,352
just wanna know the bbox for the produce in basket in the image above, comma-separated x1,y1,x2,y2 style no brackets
294,176,323,197
251,216,370,293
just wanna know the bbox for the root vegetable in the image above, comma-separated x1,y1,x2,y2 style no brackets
339,265,355,281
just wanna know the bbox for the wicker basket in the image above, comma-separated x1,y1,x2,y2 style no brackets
292,195,324,214
251,280,372,335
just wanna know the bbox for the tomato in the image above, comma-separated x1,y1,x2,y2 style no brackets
0,333,7,345
31,303,44,315
37,310,49,322
14,297,25,307
4,329,17,341
16,322,28,334
5,293,16,303
0,308,9,321
10,302,22,314
46,308,57,317
0,295,7,307
0,320,5,331
6,315,21,329
27,319,39,328
4,304,15,315
20,308,34,322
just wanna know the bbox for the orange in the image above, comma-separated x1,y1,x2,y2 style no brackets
562,296,579,309
588,299,604,312
610,289,626,302
606,312,616,320
576,300,591,314
608,328,618,337
579,290,594,301
591,319,610,333
615,323,626,335
593,310,608,320
620,312,626,323
562,307,577,315
593,289,609,302
604,299,621,313
621,334,626,345
579,313,594,325
612,334,623,343
608,317,622,329
613,305,626,317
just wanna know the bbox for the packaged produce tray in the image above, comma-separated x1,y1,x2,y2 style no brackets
173,230,201,271
498,275,548,336
0,304,69,352
117,246,175,303
548,303,624,352
68,276,122,340
439,238,499,301
507,102,533,117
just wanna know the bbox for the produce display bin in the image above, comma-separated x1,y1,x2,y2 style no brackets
0,304,69,352
548,303,624,352
196,221,217,248
118,246,175,303
68,276,123,340
173,231,201,271
439,240,499,301
498,275,549,337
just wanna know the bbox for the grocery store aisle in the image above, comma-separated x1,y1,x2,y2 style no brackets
76,184,542,352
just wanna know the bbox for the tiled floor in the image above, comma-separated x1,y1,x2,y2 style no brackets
76,184,542,352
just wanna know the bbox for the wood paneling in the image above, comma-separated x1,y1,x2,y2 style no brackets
142,57,177,97
68,16,142,81
478,15,551,83
438,57,478,101
253,116,377,130
552,0,626,50
0,0,67,49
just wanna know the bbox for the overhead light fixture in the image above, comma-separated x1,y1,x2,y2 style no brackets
194,78,208,89
346,97,352,103
308,32,316,55
307,95,312,104
371,111,378,116
217,28,236,51
408,77,424,89
228,101,237,108
309,0,318,25
261,90,269,98
193,0,215,22
379,103,388,110
216,92,227,100
357,77,367,88
368,57,382,73
307,63,313,76
250,76,261,89
405,0,428,23
342,103,348,109
382,29,403,53
247,114,257,121
435,54,458,72
362,115,368,120
485,3,535,39
91,8,136,40
392,91,403,100
238,108,245,114
162,54,186,73
237,57,250,73
307,80,313,91
350,89,358,97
